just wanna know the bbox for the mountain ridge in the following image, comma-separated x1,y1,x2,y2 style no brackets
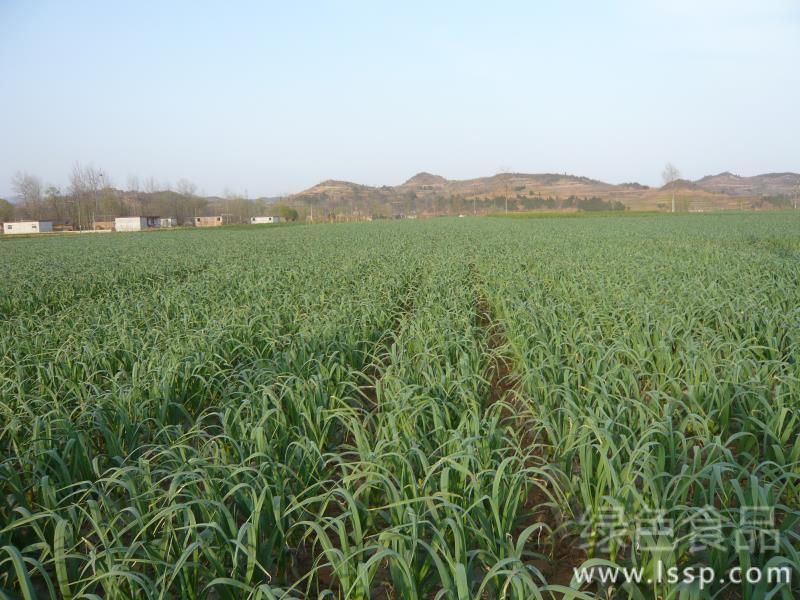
287,170,799,215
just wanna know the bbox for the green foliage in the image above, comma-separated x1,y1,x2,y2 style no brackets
0,214,798,598
755,195,796,209
575,196,626,211
274,204,299,221
0,198,14,222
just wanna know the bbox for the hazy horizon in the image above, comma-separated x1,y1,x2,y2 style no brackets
2,0,798,199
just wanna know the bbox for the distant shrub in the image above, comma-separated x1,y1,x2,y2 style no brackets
576,196,626,212
275,204,300,221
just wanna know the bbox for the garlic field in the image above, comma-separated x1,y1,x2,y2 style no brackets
1,213,799,599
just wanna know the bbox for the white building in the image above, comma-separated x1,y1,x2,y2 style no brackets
250,216,281,224
159,217,176,228
3,221,53,235
114,216,161,232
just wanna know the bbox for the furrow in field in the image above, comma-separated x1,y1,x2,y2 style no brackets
471,265,589,593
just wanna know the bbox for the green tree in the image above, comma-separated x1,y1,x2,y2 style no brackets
0,198,14,222
275,204,299,221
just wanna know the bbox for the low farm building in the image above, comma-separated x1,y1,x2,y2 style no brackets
250,216,281,224
93,219,115,231
3,221,53,235
159,217,176,228
194,216,224,227
114,216,162,232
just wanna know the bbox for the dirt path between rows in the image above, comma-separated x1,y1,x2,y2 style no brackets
471,272,587,595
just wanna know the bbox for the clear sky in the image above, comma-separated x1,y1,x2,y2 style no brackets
1,0,798,198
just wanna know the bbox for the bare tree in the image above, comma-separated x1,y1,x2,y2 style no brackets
662,163,680,184
176,178,197,197
174,178,198,223
143,176,159,194
69,163,104,229
122,175,143,217
662,163,680,213
44,185,62,220
68,165,88,229
223,189,252,223
11,171,43,218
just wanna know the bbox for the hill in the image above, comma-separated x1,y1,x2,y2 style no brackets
288,170,799,216
694,172,800,197
402,172,448,186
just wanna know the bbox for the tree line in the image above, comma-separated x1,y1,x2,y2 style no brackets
1,165,299,228
296,190,628,218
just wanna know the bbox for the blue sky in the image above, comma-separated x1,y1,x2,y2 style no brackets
1,0,798,197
